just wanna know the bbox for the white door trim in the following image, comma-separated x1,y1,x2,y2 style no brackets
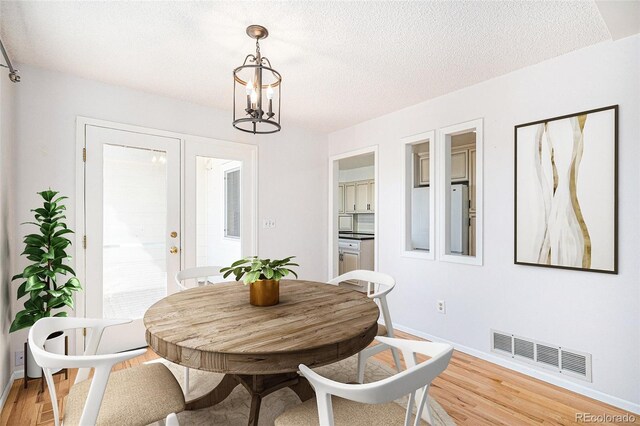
327,146,379,280
75,116,258,355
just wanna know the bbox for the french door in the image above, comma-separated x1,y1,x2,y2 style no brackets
85,125,181,353
82,122,258,354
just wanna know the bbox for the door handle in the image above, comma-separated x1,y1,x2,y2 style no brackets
170,246,179,254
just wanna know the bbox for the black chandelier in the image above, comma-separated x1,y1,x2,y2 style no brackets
233,25,281,134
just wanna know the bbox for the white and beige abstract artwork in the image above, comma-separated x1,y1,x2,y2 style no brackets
515,106,617,273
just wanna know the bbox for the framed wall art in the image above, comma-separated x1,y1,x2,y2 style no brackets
514,105,618,274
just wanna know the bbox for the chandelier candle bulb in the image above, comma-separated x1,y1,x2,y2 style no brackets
267,85,274,117
250,88,258,110
245,80,253,111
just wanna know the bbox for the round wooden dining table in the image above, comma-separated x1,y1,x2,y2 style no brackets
143,279,380,425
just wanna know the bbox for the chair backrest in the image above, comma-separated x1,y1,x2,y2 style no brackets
29,317,147,426
329,270,397,336
299,337,453,426
175,265,225,291
328,270,395,299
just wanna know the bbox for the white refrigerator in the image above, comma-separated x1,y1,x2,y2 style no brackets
411,184,469,254
411,187,430,250
449,183,469,255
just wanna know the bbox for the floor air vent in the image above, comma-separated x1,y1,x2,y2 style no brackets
490,330,592,382
514,337,535,361
492,331,512,354
536,344,559,367
561,350,588,377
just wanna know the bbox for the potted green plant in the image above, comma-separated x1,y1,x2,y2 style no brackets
10,190,82,378
220,256,298,306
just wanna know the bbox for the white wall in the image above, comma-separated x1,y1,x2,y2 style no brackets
10,64,327,372
0,63,16,405
328,36,640,410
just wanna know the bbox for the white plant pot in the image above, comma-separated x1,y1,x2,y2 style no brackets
26,343,42,378
26,331,65,378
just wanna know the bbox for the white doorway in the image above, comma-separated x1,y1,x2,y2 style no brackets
78,119,257,354
328,146,378,282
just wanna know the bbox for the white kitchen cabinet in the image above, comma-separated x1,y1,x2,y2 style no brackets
352,180,374,213
338,184,345,214
340,180,374,214
355,182,369,212
338,239,374,288
338,215,353,232
417,152,429,186
344,183,356,213
340,251,359,275
451,150,468,182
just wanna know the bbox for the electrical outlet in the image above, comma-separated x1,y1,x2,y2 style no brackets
437,300,446,314
262,219,276,228
15,351,24,366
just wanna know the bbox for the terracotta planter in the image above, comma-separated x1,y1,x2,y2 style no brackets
249,279,279,306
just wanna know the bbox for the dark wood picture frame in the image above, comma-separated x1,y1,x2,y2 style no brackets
514,105,618,274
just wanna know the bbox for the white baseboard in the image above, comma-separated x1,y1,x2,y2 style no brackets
394,323,640,415
0,370,22,412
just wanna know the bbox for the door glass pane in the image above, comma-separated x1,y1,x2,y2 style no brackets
102,145,167,319
196,157,242,269
225,169,241,238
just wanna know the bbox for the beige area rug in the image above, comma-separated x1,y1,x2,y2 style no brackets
148,356,456,426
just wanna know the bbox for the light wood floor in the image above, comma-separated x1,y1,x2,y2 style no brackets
1,329,637,425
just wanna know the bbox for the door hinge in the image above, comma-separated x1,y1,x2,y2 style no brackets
83,235,87,249
82,148,86,162
82,328,87,337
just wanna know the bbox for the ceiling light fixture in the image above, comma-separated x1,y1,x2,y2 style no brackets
233,25,281,134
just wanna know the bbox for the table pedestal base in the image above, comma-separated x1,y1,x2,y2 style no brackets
185,372,315,426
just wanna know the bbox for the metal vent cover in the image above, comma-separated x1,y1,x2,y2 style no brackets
490,330,592,382
536,344,560,367
514,337,535,360
561,349,590,380
492,331,512,354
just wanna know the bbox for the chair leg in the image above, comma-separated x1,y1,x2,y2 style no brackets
315,392,335,426
391,346,402,373
184,366,190,394
165,413,180,426
356,351,367,384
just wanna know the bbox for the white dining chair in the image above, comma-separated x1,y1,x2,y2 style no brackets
328,270,402,383
29,317,185,426
175,265,226,292
275,337,453,426
175,265,224,393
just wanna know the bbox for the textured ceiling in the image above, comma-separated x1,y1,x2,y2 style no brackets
0,1,611,133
